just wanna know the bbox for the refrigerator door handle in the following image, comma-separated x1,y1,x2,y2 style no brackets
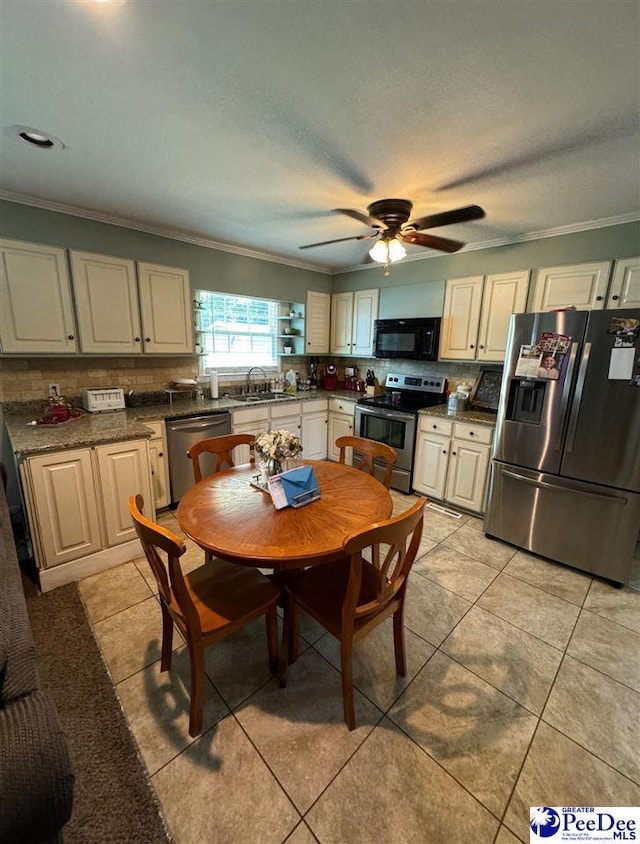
565,342,591,454
553,341,580,452
500,468,627,504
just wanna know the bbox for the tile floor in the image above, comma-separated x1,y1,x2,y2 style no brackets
78,492,640,844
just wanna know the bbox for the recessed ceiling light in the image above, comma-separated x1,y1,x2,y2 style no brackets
7,126,64,150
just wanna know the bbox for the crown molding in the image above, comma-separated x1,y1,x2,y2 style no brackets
0,190,332,275
336,211,640,274
2,190,636,277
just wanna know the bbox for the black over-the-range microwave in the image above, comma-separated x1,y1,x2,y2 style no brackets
373,317,441,360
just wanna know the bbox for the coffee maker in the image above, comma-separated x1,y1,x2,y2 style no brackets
323,363,338,390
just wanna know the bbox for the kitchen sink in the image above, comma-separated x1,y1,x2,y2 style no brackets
233,392,293,403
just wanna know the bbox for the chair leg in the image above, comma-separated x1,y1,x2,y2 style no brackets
188,641,205,737
160,602,174,672
340,637,356,731
393,606,407,677
265,604,279,676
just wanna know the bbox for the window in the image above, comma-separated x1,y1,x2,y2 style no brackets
196,291,279,372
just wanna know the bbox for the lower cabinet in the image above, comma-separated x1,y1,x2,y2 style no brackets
413,415,494,514
232,406,270,464
146,421,170,510
301,398,328,460
20,439,153,578
327,398,356,463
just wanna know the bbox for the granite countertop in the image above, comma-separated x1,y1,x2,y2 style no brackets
4,390,365,458
419,405,498,426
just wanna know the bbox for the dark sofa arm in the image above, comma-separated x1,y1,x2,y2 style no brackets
0,690,74,843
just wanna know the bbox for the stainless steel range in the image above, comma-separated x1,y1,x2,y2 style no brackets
355,372,447,492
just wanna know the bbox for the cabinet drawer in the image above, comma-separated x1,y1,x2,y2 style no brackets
145,420,165,440
270,401,301,420
328,398,356,415
453,421,493,445
302,398,329,414
232,406,270,425
419,415,453,436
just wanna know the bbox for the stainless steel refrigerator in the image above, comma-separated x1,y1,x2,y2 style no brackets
484,308,640,584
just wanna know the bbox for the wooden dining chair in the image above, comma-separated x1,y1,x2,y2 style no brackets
129,494,279,736
281,498,425,730
187,433,256,483
336,435,397,489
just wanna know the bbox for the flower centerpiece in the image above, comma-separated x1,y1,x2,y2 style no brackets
254,429,303,481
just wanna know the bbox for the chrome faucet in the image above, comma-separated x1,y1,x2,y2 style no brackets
246,366,268,393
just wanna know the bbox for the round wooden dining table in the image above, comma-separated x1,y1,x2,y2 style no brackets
176,460,393,571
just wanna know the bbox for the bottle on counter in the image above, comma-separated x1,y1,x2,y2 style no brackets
209,370,219,399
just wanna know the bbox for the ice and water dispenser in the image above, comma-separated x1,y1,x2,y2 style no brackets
505,379,548,424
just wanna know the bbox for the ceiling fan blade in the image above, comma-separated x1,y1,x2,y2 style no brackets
406,204,485,232
335,208,387,229
299,233,378,250
399,231,465,253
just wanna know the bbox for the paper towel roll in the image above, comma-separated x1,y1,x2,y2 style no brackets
209,371,219,399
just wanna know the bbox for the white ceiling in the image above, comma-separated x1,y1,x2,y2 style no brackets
1,0,639,273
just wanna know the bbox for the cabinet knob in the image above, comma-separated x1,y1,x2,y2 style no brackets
469,344,475,349
67,335,74,340
433,424,437,429
135,337,141,342
612,295,620,300
442,450,447,455
469,431,474,436
596,296,603,301
159,452,163,457
145,337,151,343
452,450,457,456
479,344,484,349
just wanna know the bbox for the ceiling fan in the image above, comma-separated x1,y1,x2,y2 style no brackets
300,199,485,273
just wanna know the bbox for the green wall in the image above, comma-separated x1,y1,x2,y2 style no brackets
0,199,331,302
332,221,640,294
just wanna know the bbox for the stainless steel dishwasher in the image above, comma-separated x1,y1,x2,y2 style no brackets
166,411,231,504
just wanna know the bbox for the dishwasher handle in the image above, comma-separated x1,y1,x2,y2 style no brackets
167,414,231,434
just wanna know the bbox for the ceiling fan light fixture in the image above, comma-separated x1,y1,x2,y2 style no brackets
368,236,406,264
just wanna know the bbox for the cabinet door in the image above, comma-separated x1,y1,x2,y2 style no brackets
148,438,170,510
531,262,611,311
302,412,328,460
413,432,449,499
328,413,354,463
351,288,379,357
607,257,640,308
95,440,153,547
305,290,330,354
138,262,193,354
439,276,484,360
26,449,102,567
71,251,142,354
445,439,491,513
330,292,353,354
477,271,530,362
0,239,77,353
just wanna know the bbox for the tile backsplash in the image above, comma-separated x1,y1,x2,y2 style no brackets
0,356,200,403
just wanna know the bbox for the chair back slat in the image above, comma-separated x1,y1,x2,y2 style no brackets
188,434,256,483
128,494,202,635
342,499,425,621
335,435,397,489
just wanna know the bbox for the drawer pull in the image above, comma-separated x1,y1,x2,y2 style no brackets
469,431,474,436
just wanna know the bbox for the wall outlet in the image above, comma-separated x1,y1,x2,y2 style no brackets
48,383,60,399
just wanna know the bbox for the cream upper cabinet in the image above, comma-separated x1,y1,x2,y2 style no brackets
531,261,611,311
71,251,142,354
330,292,353,355
476,271,530,362
440,272,529,363
439,276,484,360
330,288,379,356
607,257,640,308
137,262,193,354
351,288,379,356
0,239,77,353
305,290,330,354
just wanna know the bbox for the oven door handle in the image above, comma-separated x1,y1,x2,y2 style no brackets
356,406,415,423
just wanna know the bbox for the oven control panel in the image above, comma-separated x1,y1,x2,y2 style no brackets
385,373,446,394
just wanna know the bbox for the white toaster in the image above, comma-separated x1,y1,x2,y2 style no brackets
82,387,126,412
